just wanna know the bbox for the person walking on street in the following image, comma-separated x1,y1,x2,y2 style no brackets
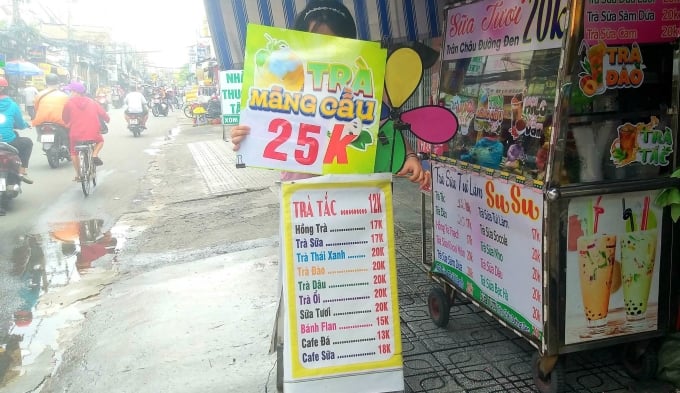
22,83,39,120
62,81,109,181
0,77,34,184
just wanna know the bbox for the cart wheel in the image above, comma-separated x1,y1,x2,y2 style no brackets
622,341,658,380
532,352,565,393
428,286,451,327
276,343,283,392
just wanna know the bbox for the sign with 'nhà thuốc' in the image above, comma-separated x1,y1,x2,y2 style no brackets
219,70,243,125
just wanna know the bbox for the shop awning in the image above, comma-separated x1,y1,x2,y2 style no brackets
204,0,446,70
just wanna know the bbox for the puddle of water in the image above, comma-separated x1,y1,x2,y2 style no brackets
0,218,140,388
144,126,182,156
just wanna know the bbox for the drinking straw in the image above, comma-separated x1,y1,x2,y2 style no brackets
593,195,604,234
622,198,635,231
588,198,594,235
641,196,650,230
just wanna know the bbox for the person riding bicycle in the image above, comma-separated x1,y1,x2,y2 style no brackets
62,81,109,181
124,85,148,129
33,73,69,128
0,76,34,184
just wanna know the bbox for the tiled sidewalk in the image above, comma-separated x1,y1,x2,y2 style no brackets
390,178,674,393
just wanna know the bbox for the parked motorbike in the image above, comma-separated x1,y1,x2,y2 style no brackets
151,94,168,117
205,95,222,119
127,113,145,137
35,122,70,168
0,142,23,216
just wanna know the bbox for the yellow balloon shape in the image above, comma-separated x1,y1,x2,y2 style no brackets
384,48,423,108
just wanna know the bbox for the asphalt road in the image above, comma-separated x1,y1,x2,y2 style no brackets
0,106,181,361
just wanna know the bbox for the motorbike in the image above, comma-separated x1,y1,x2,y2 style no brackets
127,113,145,137
151,94,168,117
96,94,109,112
205,95,222,119
0,141,23,216
111,90,123,109
35,122,70,168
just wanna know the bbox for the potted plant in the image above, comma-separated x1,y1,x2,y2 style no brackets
655,168,680,222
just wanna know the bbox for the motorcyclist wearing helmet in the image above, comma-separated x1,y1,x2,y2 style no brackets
0,76,34,184
33,74,69,128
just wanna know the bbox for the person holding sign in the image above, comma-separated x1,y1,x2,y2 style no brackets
229,0,429,188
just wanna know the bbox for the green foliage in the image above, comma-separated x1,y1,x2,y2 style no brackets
654,169,680,223
175,64,194,85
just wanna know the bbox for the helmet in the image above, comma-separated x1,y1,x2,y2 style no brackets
46,73,59,85
0,77,8,87
67,81,86,94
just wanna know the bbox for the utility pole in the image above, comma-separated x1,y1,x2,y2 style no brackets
67,0,78,81
12,0,21,26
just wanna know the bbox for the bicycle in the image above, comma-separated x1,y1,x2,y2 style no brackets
183,102,200,118
75,141,97,196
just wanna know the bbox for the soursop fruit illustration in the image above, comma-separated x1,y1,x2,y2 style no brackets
254,33,304,92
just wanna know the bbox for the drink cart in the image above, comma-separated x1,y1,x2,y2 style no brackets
423,1,680,392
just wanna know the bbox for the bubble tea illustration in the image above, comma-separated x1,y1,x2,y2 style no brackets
578,234,617,328
577,198,616,330
254,33,305,92
620,197,658,323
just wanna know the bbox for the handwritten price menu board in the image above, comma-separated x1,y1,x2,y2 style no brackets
281,174,403,392
431,161,545,340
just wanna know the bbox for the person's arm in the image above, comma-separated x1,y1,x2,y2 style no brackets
397,149,428,188
62,103,71,125
98,103,110,123
13,103,29,129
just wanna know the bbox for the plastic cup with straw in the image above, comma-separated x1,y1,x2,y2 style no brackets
577,196,616,329
620,195,657,322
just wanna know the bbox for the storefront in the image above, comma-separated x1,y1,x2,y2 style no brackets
203,0,448,70
426,1,680,391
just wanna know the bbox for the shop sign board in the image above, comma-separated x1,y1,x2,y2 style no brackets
442,0,569,61
281,174,403,392
583,0,680,45
219,70,243,125
564,190,663,344
237,24,386,175
431,161,544,339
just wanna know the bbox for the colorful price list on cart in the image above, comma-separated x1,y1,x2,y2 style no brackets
431,162,544,339
584,0,680,44
281,174,402,382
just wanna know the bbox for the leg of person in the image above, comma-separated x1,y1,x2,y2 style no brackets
9,137,34,184
92,142,104,166
27,106,36,120
70,139,81,181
